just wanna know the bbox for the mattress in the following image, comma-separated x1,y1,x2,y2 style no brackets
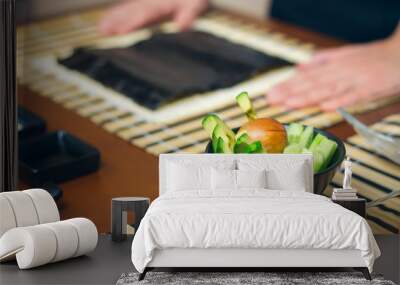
131,190,380,273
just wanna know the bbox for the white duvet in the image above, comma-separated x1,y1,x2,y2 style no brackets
131,190,380,273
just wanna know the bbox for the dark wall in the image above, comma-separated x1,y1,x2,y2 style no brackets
0,0,18,192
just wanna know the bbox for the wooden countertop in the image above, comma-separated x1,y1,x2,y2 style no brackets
18,10,400,233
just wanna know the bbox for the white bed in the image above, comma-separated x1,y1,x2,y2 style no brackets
131,154,380,280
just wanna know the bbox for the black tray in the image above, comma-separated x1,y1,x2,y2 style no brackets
18,107,46,139
19,131,101,186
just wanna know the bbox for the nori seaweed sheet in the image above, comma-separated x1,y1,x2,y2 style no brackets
59,31,293,110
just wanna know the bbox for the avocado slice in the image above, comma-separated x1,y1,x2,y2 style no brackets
203,113,235,153
248,141,264,153
235,92,257,120
212,124,234,153
236,133,251,144
202,114,222,138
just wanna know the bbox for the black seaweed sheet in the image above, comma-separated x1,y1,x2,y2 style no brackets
59,31,293,110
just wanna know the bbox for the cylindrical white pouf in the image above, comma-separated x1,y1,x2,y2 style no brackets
0,196,17,237
0,226,57,269
0,192,39,227
67,218,98,257
43,221,79,262
24,189,60,224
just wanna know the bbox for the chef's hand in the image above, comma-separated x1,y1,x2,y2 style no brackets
99,0,209,35
267,26,400,111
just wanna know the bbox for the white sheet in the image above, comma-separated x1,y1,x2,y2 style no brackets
131,190,380,273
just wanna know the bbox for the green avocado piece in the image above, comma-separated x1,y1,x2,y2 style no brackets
248,141,264,153
212,124,234,153
202,114,220,138
204,113,235,152
235,91,257,120
236,133,251,144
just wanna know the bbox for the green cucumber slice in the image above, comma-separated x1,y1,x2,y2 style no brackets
309,133,325,151
313,150,325,172
283,144,302,154
303,148,324,172
287,123,304,144
299,126,314,148
235,91,257,120
318,137,338,169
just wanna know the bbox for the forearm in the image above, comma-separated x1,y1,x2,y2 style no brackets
389,23,400,44
210,0,270,19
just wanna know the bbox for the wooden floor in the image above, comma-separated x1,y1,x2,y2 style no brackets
18,9,400,234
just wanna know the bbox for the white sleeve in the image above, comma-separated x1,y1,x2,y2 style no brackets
210,0,271,19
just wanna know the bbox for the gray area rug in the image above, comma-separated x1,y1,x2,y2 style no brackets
116,272,395,285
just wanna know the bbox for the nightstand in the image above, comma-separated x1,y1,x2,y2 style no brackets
111,197,150,242
332,198,366,218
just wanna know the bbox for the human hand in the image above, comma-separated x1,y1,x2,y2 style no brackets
267,31,400,111
98,0,209,35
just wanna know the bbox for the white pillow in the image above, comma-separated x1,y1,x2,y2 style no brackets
236,169,267,189
211,168,236,190
238,158,309,192
167,163,210,191
211,169,267,190
167,159,236,192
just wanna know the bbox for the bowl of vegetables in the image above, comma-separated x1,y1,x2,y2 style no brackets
203,92,346,195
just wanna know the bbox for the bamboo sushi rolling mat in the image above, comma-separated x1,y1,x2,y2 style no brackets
325,113,400,234
17,8,400,155
17,8,399,234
